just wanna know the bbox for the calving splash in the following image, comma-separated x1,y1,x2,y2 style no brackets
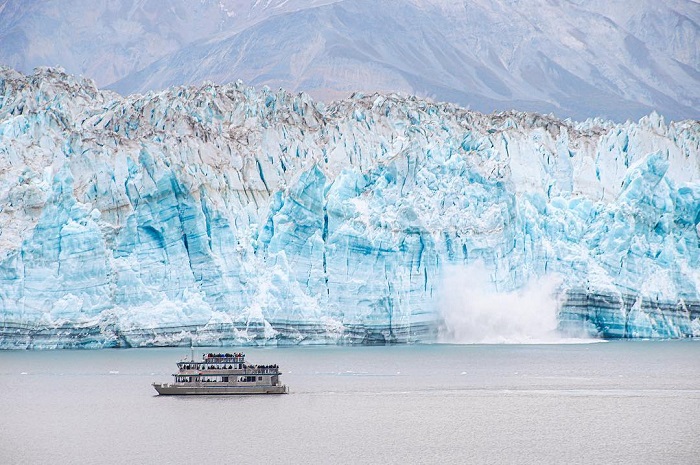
438,263,593,344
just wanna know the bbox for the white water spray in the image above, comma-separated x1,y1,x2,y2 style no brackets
438,262,583,344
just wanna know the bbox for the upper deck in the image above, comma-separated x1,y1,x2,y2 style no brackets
177,352,244,368
175,352,280,376
203,352,245,363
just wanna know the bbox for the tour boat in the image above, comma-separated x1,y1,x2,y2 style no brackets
152,352,288,395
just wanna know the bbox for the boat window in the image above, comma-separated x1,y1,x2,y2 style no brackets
258,376,262,381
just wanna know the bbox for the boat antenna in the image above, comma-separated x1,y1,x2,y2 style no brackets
190,337,194,362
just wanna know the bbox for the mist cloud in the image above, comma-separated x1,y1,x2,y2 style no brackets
438,261,570,344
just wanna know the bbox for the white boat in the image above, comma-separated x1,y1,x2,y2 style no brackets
152,352,288,395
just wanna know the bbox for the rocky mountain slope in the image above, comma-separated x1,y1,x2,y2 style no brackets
1,0,698,121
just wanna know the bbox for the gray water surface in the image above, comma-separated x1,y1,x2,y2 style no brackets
1,341,698,464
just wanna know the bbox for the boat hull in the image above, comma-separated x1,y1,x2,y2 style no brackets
153,383,288,395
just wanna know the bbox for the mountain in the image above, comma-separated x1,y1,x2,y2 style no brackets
0,0,698,121
0,67,698,348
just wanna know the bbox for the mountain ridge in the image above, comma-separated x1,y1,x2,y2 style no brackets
1,0,697,122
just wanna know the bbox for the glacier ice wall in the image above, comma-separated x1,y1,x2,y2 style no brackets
0,67,698,348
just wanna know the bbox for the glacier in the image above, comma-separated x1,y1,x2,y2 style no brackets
0,67,698,349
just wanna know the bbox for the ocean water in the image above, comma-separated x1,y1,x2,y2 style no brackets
1,341,698,464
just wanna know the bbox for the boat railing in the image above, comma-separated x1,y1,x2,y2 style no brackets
180,364,279,374
203,353,245,362
256,368,279,374
204,356,244,363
